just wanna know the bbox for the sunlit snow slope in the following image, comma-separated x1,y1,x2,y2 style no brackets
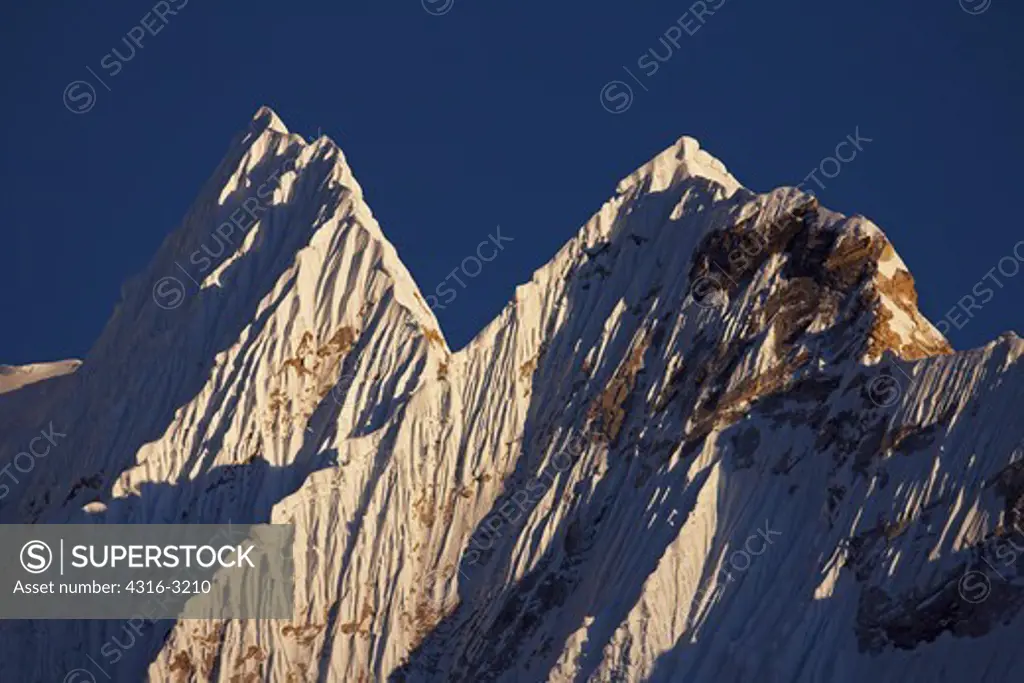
1,108,1022,683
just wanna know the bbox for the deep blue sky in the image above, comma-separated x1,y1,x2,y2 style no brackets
1,0,1021,365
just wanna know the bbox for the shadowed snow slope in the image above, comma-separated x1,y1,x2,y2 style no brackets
1,108,1022,682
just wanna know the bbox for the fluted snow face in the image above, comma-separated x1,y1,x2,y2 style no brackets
1,110,1022,683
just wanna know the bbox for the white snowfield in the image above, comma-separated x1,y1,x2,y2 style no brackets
1,107,1022,682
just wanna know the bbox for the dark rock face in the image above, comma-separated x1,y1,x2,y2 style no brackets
857,530,1024,653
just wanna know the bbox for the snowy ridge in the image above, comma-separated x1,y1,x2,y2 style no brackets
1,108,1022,682
0,359,80,395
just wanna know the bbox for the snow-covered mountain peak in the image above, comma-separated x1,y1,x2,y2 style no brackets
617,134,744,198
250,104,289,136
3,110,1023,683
135,105,440,341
